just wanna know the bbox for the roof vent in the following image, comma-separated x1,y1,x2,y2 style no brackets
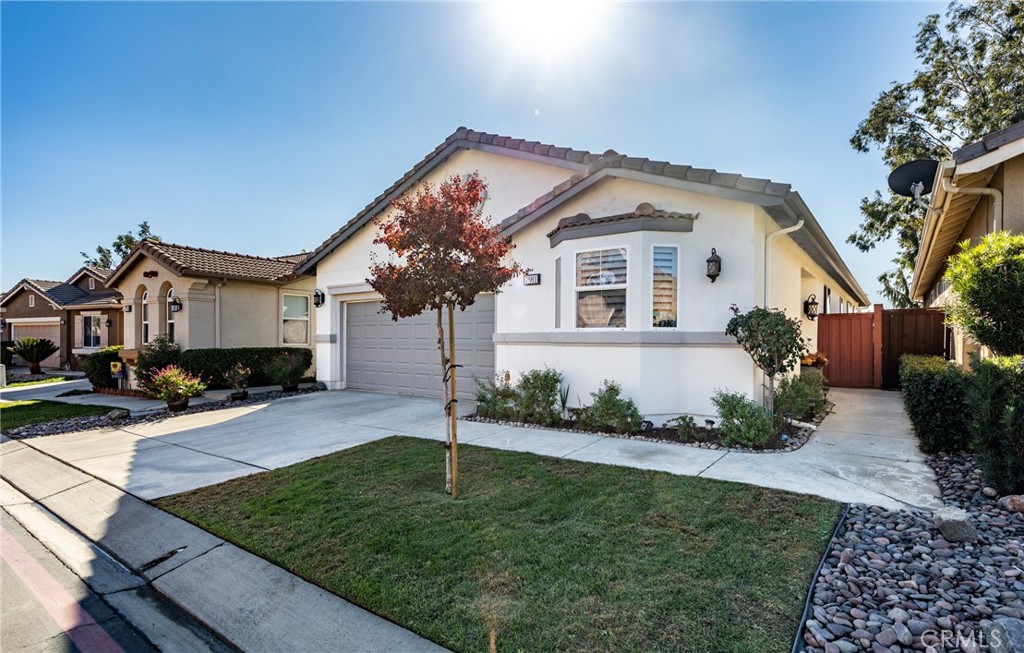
634,202,655,216
557,213,591,230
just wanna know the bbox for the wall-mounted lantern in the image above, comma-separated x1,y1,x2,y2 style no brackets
706,248,722,283
105,318,113,328
169,297,183,313
804,294,820,320
313,289,325,308
123,304,132,313
60,318,67,325
0,318,6,331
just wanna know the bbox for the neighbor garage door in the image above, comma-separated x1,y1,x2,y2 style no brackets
11,323,62,369
346,296,495,400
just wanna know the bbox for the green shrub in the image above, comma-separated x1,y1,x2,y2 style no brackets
967,355,1024,494
712,390,773,448
514,367,563,426
8,337,60,374
474,373,518,422
665,414,699,439
576,380,643,434
898,354,970,453
134,335,181,394
83,346,124,389
265,350,309,387
149,364,206,402
775,369,827,421
180,347,312,388
945,232,1024,356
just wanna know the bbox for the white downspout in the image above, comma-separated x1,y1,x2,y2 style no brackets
764,218,805,306
942,174,1004,232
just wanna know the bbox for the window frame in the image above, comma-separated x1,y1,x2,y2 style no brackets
573,245,629,330
166,289,176,343
650,244,680,330
28,295,35,308
88,278,96,290
141,291,150,344
281,293,311,346
83,315,102,348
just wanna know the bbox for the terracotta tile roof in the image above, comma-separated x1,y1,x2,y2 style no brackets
546,202,698,239
106,239,307,287
87,266,113,279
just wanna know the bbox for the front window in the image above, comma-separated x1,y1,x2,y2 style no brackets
576,248,627,328
166,289,176,343
282,294,310,345
141,292,150,344
84,316,101,348
652,246,678,328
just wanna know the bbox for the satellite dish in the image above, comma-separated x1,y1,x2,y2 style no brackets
888,159,940,198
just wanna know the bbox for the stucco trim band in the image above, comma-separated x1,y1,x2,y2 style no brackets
493,331,737,346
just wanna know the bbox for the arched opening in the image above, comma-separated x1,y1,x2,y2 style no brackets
166,288,176,343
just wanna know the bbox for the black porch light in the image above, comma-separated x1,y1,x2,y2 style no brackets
169,297,183,313
313,289,326,308
105,318,113,328
706,248,721,283
804,294,819,320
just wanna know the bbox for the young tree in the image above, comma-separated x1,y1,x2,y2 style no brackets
81,221,159,268
725,305,808,416
368,173,525,497
849,0,1024,306
945,232,1024,356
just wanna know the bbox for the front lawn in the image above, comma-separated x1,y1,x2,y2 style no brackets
0,399,112,431
157,437,840,652
4,375,67,388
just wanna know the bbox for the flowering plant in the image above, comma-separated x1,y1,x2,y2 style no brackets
801,352,829,367
223,363,252,391
149,365,206,402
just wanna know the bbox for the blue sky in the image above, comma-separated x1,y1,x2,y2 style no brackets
2,1,943,303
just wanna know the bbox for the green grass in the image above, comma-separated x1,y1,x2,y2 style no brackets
0,399,112,431
157,437,840,653
4,376,67,388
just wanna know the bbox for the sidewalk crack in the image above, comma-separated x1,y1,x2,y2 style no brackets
695,451,729,476
146,542,227,583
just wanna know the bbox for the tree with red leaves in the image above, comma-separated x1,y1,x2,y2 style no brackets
368,172,525,497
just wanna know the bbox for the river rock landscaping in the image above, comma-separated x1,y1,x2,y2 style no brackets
801,452,1024,653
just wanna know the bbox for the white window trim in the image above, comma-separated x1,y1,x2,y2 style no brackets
650,243,680,330
88,278,96,290
83,315,102,348
281,292,311,346
141,291,150,344
28,295,35,308
573,245,629,330
166,289,175,343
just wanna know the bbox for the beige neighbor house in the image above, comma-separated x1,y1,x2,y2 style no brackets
104,239,316,384
297,128,869,419
911,119,1024,366
1,267,122,370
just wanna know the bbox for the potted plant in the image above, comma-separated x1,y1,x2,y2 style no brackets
223,363,251,401
265,351,306,392
150,364,206,412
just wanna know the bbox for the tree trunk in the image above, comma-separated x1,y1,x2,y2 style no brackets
28,362,42,375
447,302,459,499
436,305,452,494
766,374,775,418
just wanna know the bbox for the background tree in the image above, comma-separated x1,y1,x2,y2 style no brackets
368,173,525,497
81,221,159,268
725,305,808,416
849,0,1024,306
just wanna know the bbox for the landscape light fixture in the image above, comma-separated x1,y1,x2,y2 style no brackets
169,297,183,313
704,419,716,430
804,294,819,320
706,248,721,283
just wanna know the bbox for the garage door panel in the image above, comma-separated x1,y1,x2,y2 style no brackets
346,297,494,400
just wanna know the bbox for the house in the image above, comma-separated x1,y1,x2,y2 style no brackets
104,239,317,381
297,128,869,418
911,119,1024,366
0,267,122,370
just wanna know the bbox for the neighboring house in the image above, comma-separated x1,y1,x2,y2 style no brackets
0,267,122,370
104,240,316,382
297,128,869,418
911,119,1024,366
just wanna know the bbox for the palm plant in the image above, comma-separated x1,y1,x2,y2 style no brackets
8,337,60,374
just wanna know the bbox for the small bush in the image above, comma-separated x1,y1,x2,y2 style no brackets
180,347,312,388
474,374,519,422
775,369,827,421
712,390,773,448
576,380,643,434
514,367,563,427
665,414,699,439
83,346,124,389
223,363,252,391
898,355,970,453
265,350,309,386
134,335,181,394
967,355,1024,494
149,364,206,402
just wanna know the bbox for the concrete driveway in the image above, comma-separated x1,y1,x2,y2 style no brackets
13,387,941,509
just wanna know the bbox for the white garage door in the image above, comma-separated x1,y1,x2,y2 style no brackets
346,296,495,400
11,323,62,369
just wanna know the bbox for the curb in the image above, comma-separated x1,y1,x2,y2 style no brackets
791,502,852,653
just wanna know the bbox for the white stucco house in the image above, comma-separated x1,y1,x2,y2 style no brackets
297,128,869,418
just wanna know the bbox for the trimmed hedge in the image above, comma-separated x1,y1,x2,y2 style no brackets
898,355,970,453
967,355,1024,494
181,347,313,389
83,346,125,389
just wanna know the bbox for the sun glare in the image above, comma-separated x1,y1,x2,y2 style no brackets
491,0,612,63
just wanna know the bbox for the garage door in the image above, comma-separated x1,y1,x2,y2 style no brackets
346,296,495,400
11,323,62,370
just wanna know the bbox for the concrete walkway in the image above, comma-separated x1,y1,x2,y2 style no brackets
6,386,941,509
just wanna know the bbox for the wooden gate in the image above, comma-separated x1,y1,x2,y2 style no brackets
817,312,877,388
816,306,948,389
